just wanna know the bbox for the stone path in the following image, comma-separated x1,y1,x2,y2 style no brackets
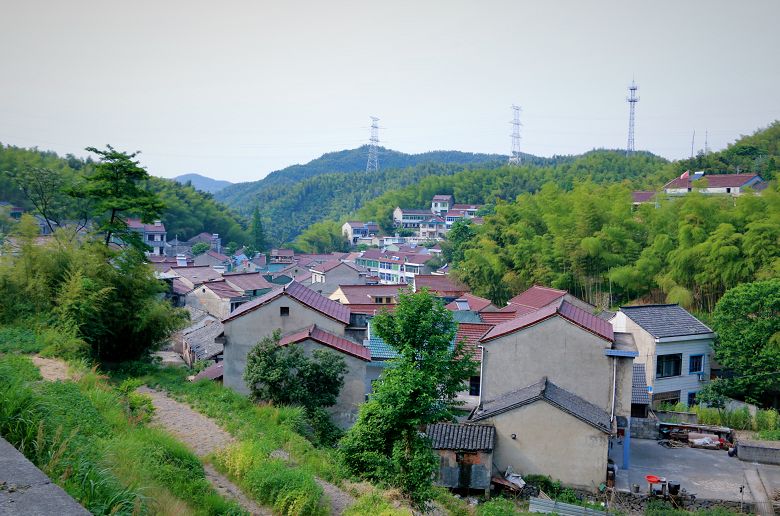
31,356,70,382
137,386,355,515
744,467,774,516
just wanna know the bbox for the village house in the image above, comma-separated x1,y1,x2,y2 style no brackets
499,285,596,316
426,422,495,494
445,293,498,313
392,207,432,229
418,216,447,240
414,274,468,301
194,249,232,271
431,194,454,215
269,248,295,264
610,304,716,408
354,249,436,284
221,281,370,428
126,218,166,255
309,260,371,297
169,265,223,290
663,171,766,196
186,280,247,319
471,298,636,490
631,191,656,206
341,221,379,245
330,283,406,307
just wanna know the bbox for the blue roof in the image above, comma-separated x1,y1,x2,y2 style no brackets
364,337,399,360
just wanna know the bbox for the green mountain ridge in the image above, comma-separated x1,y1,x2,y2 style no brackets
173,173,232,194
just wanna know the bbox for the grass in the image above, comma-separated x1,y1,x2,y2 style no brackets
0,325,45,354
344,490,412,515
0,355,244,515
757,429,780,440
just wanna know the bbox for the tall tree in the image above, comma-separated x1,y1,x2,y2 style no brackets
250,206,267,251
713,279,780,405
81,145,164,249
340,289,476,507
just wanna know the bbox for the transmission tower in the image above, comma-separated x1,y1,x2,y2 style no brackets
508,105,522,166
626,80,639,156
366,116,380,173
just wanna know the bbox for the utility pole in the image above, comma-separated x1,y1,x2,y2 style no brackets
626,80,639,156
691,130,696,159
704,130,710,154
508,105,522,166
366,116,380,173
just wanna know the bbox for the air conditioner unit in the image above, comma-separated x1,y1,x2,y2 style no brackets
697,373,706,382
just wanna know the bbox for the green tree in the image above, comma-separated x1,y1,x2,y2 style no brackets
250,206,267,251
340,289,477,507
191,242,210,255
713,279,780,405
243,331,348,442
81,145,164,249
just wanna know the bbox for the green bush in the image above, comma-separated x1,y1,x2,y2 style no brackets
755,409,779,431
476,497,522,515
344,491,411,516
758,430,780,440
0,325,43,354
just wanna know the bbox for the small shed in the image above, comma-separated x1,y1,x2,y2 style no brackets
426,422,495,493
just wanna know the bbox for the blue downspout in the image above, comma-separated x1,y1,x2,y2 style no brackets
623,417,631,470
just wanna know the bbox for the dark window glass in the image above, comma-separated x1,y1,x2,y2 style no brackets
689,355,703,374
687,392,697,406
469,376,481,396
657,354,682,378
280,306,289,317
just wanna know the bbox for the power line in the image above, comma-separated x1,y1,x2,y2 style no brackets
366,116,380,173
626,80,639,156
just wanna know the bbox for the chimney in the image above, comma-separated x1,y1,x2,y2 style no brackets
154,220,162,226
211,233,221,253
176,254,187,267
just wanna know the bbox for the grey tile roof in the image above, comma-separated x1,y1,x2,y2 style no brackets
471,377,611,434
632,363,650,405
364,337,399,360
185,320,224,360
426,423,495,451
621,304,714,338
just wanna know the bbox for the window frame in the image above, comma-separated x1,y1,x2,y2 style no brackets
688,354,704,375
656,353,682,379
280,306,290,317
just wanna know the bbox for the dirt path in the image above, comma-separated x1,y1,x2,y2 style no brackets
31,356,70,381
137,387,355,515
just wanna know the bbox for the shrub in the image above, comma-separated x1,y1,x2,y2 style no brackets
476,497,522,516
345,491,411,516
755,409,779,431
758,430,780,440
0,325,43,354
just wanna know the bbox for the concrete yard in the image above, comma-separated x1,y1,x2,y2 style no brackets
610,438,780,503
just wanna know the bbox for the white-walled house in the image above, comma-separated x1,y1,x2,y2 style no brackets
663,172,765,196
611,304,716,407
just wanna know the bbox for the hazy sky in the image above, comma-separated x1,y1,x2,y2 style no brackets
2,0,779,183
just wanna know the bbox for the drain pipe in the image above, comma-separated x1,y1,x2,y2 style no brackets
477,345,486,409
610,356,617,424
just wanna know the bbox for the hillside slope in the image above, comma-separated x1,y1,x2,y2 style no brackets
173,173,232,194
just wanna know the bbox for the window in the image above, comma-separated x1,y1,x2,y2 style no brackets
469,376,481,396
656,353,682,378
653,390,681,408
726,187,731,193
689,354,704,374
687,392,698,407
280,306,289,317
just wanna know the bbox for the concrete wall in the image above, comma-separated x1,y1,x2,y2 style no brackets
309,264,367,297
485,400,609,490
630,417,660,439
482,316,630,417
434,449,492,489
223,294,348,393
296,339,367,429
737,441,780,465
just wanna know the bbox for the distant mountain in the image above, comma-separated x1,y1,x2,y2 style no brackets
174,173,232,194
215,146,518,208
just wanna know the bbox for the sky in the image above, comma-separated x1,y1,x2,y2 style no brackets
1,0,779,183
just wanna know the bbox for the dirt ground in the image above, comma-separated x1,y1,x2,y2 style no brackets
30,356,71,382
137,386,355,515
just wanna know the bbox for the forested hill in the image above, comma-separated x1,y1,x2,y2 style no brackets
215,146,523,209
0,144,249,243
173,173,232,194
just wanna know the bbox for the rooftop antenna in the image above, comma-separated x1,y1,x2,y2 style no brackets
690,130,696,159
366,116,380,173
508,105,522,166
626,80,639,156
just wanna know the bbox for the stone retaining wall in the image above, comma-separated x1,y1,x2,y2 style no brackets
737,440,780,465
612,492,753,514
630,417,659,439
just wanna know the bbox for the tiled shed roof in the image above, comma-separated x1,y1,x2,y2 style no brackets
471,377,611,433
204,281,243,299
426,423,495,451
414,275,467,296
127,218,166,232
632,363,650,405
455,322,494,359
185,320,224,360
506,285,567,309
632,191,656,203
279,325,370,361
479,312,521,325
223,272,274,292
223,281,351,324
364,336,399,360
620,304,714,339
445,293,494,312
193,362,223,381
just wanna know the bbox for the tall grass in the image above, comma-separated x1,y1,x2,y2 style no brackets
0,355,244,515
659,400,780,432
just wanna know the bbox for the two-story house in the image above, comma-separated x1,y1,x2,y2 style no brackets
663,172,766,196
431,194,454,215
127,218,166,255
610,304,716,407
341,221,380,245
470,299,636,490
221,281,370,428
392,207,433,229
309,260,371,296
269,249,295,264
354,249,435,284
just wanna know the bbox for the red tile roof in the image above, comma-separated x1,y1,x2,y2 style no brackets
311,260,344,273
223,272,274,291
632,191,656,203
398,208,434,215
126,218,166,232
506,285,567,309
414,275,467,296
482,300,613,343
203,281,243,299
451,204,481,210
206,249,230,262
187,232,214,244
271,249,295,256
445,293,494,312
223,281,351,324
479,312,521,324
455,322,495,358
664,173,761,189
279,325,370,361
192,362,223,381
498,303,539,316
172,278,191,295
334,284,408,304
171,265,224,285
432,195,453,202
